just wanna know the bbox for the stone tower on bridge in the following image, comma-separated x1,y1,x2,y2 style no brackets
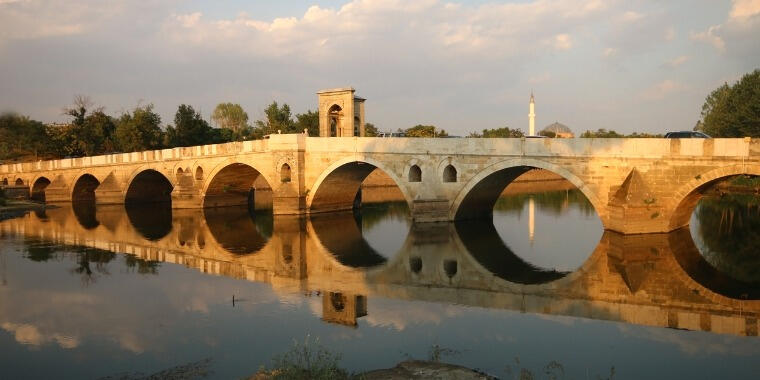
317,87,366,137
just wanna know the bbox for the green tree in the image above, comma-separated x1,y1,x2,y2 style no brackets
0,112,50,160
211,102,252,141
294,110,320,136
165,104,213,147
700,69,760,137
364,122,378,137
62,95,116,156
580,128,624,138
114,104,164,152
405,124,448,137
254,101,296,135
471,126,524,138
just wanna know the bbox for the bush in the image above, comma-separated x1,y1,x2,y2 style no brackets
255,336,350,380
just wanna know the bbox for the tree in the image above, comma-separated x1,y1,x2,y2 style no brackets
114,104,163,152
405,124,448,137
472,126,524,138
580,129,624,138
0,113,51,160
700,69,760,137
295,110,320,136
364,122,378,137
165,104,213,147
254,101,296,135
61,95,116,156
211,103,251,141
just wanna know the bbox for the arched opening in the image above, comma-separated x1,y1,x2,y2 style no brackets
195,166,204,181
328,104,341,137
310,162,409,214
125,170,173,205
204,163,271,210
454,164,603,273
15,178,24,186
280,163,291,183
2,178,7,186
443,165,457,183
408,165,422,182
72,174,99,202
31,177,51,202
409,256,422,273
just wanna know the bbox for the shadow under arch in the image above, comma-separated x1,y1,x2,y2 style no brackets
450,159,603,222
203,207,272,255
203,162,271,209
125,169,173,205
669,227,760,300
668,164,760,230
308,157,413,214
309,211,388,268
31,176,51,202
455,220,568,284
126,203,172,241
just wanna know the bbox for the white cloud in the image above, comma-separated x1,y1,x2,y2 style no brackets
730,0,760,20
665,55,689,68
621,11,644,23
552,33,573,50
640,79,684,100
690,25,725,51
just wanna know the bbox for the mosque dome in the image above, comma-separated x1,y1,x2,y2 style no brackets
541,122,574,138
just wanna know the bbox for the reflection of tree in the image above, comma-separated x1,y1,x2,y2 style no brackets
359,201,410,230
70,247,116,287
24,238,62,262
494,189,596,216
125,254,161,275
694,194,760,285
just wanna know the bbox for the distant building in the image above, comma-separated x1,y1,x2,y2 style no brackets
541,122,574,138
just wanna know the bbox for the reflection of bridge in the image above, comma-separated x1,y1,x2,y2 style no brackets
2,136,760,233
1,206,758,336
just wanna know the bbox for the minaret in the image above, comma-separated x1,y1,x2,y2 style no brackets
529,92,536,136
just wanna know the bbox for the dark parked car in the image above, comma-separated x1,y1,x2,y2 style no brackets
664,131,711,138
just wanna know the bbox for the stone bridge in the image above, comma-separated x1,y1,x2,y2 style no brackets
2,135,760,233
1,205,758,336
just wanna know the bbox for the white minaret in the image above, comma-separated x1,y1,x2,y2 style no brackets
529,92,536,136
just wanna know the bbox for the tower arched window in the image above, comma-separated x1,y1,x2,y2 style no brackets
443,165,457,183
408,165,422,182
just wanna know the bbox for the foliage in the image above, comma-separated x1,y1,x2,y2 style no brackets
125,254,161,275
699,69,760,137
538,130,556,138
114,104,163,153
364,122,378,137
405,124,448,137
165,104,215,147
258,336,351,380
62,95,117,156
0,112,51,160
469,126,524,138
295,109,320,136
255,101,297,136
211,102,254,141
580,129,624,138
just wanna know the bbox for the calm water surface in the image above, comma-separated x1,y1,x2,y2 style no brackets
0,185,758,379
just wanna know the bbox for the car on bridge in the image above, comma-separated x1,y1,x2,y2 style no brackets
664,131,711,138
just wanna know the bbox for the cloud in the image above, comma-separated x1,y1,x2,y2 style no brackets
1,322,80,349
552,34,573,50
729,0,760,20
690,25,725,51
664,55,689,68
602,47,618,58
640,79,684,100
621,11,644,23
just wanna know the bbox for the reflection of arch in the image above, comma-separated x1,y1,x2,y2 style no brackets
125,169,173,204
203,207,271,254
72,201,99,230
310,212,387,268
408,165,422,182
126,203,172,241
15,178,24,186
455,220,568,284
203,162,270,208
669,164,760,230
443,165,457,183
669,227,760,300
307,157,413,213
280,163,291,183
71,173,99,202
31,177,51,202
450,158,602,221
2,178,7,185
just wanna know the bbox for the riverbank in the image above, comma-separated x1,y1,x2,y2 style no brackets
0,200,53,221
249,360,497,379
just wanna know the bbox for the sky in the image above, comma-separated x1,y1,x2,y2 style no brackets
0,0,758,136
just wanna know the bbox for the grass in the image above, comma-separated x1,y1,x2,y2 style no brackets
252,336,351,380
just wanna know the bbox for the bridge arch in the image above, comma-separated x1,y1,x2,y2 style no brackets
450,158,604,222
202,160,273,209
31,176,51,202
306,156,413,213
668,164,760,230
71,173,100,202
125,168,174,204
